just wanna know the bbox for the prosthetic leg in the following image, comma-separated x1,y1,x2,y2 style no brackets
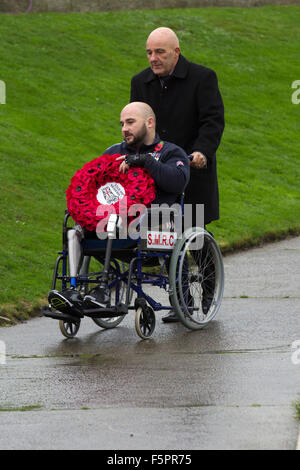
47,215,122,314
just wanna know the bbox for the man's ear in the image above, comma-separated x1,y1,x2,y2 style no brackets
175,47,181,57
147,116,155,129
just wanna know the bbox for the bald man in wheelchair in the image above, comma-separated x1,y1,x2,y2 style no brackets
48,102,190,317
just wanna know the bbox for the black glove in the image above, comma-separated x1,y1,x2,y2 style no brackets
125,153,148,167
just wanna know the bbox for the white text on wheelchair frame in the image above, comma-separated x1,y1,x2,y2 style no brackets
0,81,6,104
291,80,300,104
291,340,300,365
95,201,205,250
0,341,6,365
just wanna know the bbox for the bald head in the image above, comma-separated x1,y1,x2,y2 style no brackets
147,27,180,48
146,27,180,77
147,27,179,48
121,102,156,122
120,102,156,148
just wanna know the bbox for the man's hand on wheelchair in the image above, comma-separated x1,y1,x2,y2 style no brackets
117,154,148,173
189,151,207,169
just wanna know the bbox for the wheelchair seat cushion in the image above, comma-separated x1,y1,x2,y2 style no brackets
81,237,136,252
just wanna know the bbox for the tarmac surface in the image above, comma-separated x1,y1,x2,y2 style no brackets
0,236,299,450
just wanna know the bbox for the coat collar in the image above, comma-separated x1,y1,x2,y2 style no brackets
143,54,189,83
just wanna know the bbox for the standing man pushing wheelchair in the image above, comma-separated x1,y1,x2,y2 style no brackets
48,102,190,317
130,27,225,322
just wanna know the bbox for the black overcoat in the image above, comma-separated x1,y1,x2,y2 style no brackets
130,54,225,225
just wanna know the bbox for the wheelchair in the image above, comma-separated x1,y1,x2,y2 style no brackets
42,202,224,340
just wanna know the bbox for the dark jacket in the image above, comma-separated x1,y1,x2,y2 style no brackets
130,54,225,224
104,135,190,206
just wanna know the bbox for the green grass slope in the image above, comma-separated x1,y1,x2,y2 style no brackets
0,6,299,318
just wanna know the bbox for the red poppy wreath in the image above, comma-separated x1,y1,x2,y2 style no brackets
66,154,156,231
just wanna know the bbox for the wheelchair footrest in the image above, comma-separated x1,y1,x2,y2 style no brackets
82,303,128,318
41,306,81,323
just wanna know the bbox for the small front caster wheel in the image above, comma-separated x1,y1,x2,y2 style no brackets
135,306,155,340
59,320,81,338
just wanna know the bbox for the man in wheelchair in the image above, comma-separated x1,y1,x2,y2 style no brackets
48,102,190,318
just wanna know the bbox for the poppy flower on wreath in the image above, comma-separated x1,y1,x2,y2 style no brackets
66,154,156,231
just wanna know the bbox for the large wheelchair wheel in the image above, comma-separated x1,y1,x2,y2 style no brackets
169,228,224,330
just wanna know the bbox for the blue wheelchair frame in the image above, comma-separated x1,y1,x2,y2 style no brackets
43,195,224,339
45,202,182,338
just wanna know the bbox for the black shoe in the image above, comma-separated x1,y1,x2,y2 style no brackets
83,285,110,309
48,288,83,316
162,310,179,323
202,296,213,315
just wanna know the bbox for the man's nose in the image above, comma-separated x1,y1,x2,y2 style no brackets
149,52,158,62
